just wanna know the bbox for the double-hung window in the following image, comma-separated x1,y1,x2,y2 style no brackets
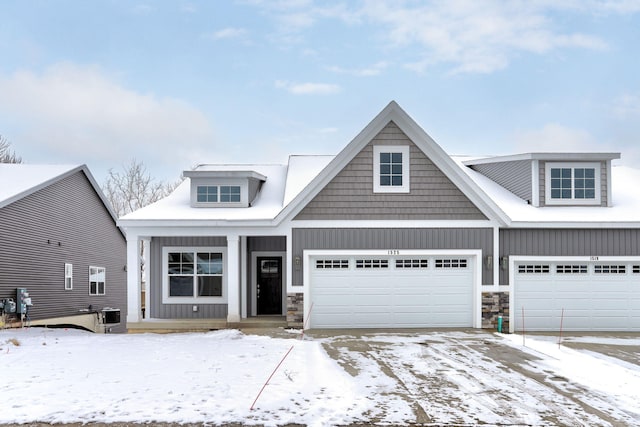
89,266,105,295
545,162,601,205
163,247,226,303
373,145,410,193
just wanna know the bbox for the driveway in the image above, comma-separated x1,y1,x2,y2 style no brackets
307,329,640,426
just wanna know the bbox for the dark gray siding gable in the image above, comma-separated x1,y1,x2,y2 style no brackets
469,160,532,202
294,121,487,220
293,228,494,285
0,171,127,332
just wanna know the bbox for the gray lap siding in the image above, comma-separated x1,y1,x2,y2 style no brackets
0,172,127,332
292,227,494,285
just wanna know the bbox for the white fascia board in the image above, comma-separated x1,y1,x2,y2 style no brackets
118,222,291,238
507,221,640,229
290,219,499,228
464,152,621,166
510,255,640,262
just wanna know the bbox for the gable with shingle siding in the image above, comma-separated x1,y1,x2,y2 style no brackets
294,121,487,220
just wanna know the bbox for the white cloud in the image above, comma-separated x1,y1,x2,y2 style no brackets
248,0,621,74
0,63,216,180
612,93,640,118
360,0,610,74
512,123,610,153
206,27,248,41
327,61,389,76
275,80,341,95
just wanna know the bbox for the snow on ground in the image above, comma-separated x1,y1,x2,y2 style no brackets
1,327,639,426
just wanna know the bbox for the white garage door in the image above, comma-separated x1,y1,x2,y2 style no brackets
514,261,640,331
310,255,475,328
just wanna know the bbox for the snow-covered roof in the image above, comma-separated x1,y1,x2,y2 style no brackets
0,163,120,226
0,163,83,208
455,157,640,225
120,156,333,223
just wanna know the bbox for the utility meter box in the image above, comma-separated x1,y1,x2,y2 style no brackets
16,288,31,314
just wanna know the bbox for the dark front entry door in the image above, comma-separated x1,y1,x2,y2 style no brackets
257,256,282,315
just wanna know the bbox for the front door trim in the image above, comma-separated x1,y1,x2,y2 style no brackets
251,251,286,316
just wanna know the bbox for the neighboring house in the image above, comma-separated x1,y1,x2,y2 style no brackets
119,101,640,333
0,164,127,333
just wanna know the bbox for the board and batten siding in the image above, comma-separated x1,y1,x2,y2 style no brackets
149,236,228,319
539,161,608,207
292,228,494,285
499,228,640,285
294,121,487,220
469,160,532,202
0,171,127,332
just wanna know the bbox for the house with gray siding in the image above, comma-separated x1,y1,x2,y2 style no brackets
0,164,127,332
119,101,640,333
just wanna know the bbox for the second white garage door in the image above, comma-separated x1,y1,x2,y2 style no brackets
309,254,476,328
513,260,640,331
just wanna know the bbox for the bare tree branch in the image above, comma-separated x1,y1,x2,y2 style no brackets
0,135,23,163
102,159,180,218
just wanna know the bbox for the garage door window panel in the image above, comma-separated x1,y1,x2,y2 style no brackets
556,265,588,274
396,259,428,269
356,259,389,269
435,259,468,269
594,265,626,274
316,259,349,269
518,264,550,274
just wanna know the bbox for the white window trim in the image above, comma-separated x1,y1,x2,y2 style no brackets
190,178,249,207
64,263,73,290
88,266,106,296
162,246,228,304
373,145,410,193
544,162,601,205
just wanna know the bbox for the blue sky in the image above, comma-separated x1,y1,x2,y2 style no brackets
1,1,640,183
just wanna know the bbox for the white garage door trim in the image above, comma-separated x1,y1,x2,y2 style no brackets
303,249,482,329
509,256,640,332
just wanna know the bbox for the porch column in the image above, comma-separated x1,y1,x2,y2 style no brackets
126,232,141,323
227,235,241,323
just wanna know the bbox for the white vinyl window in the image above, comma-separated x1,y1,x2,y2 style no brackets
373,145,410,193
545,162,601,205
163,247,227,304
89,266,105,296
64,263,73,290
196,185,241,203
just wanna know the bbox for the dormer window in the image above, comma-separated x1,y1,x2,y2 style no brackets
185,169,266,208
545,162,601,205
196,185,241,203
373,145,410,193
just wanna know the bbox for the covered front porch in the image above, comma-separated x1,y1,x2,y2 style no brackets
125,231,297,331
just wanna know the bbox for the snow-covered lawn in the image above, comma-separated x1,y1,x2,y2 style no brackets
1,327,639,426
